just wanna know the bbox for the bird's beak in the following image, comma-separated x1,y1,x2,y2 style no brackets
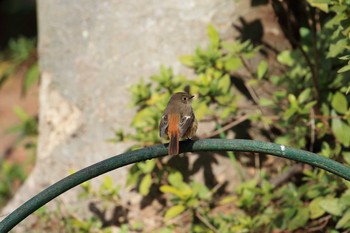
190,95,194,99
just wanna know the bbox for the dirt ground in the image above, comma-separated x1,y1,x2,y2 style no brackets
0,76,39,163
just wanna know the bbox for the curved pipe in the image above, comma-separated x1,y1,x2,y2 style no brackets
1,139,349,232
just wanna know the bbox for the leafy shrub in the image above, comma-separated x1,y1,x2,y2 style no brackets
111,0,350,231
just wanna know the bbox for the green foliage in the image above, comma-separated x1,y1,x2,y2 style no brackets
0,160,26,208
33,0,350,231
160,171,212,220
0,36,39,210
0,36,39,95
0,107,37,209
109,1,350,230
33,176,126,232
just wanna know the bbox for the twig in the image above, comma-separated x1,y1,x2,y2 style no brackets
269,163,304,187
308,215,332,232
239,55,274,133
309,107,315,152
308,6,320,101
200,115,249,139
195,211,218,233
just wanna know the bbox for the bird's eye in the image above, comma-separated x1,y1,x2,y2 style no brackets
183,97,187,101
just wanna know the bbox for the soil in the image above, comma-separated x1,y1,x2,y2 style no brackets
0,76,38,164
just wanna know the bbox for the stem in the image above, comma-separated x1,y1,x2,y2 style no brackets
308,6,320,101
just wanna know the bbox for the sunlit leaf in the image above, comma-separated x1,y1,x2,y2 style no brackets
332,112,350,147
217,74,231,93
343,152,350,165
309,197,326,219
298,88,311,104
307,0,329,12
160,185,183,198
277,50,294,66
288,207,309,231
139,174,152,196
207,24,220,49
336,209,350,229
328,38,347,58
259,98,274,106
257,60,268,80
338,64,350,73
224,57,242,71
179,55,194,67
23,63,39,95
164,205,185,220
168,172,183,187
331,92,348,114
319,196,343,216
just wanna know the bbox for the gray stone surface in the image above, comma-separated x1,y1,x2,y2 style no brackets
1,0,239,231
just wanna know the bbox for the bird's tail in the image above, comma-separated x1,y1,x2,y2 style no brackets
168,131,179,155
168,113,180,155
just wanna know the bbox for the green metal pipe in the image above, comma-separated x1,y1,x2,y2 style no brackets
1,139,350,232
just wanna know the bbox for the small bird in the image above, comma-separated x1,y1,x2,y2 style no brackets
159,92,198,155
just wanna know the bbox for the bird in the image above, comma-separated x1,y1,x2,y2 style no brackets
159,92,198,155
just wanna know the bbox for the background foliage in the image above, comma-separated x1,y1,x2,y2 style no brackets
0,0,38,211
109,0,350,232
1,0,350,232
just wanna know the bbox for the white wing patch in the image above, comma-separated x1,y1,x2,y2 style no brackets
159,115,168,137
179,114,194,137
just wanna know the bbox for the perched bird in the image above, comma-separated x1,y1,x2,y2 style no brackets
159,92,198,155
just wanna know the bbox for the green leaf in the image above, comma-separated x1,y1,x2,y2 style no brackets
320,142,331,158
207,24,220,49
332,92,348,114
288,94,298,109
339,55,350,60
340,189,350,207
101,176,114,192
332,112,350,147
23,63,39,95
168,172,183,188
137,160,155,173
343,152,350,165
338,65,350,73
277,50,294,66
179,55,194,67
191,182,211,200
336,209,350,229
307,0,329,12
328,38,347,58
164,204,186,220
160,185,183,198
219,195,237,205
218,74,231,93
309,197,326,219
259,98,274,106
288,207,309,231
257,60,268,79
139,174,152,196
298,88,311,104
224,57,242,71
193,101,210,120
319,196,343,216
304,101,317,111
13,106,29,121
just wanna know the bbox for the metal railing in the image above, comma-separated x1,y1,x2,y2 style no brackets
1,139,350,232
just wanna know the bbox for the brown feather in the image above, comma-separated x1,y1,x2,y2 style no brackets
168,114,180,155
168,131,179,155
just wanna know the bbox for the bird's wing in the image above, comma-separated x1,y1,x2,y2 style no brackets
179,112,195,138
159,114,168,137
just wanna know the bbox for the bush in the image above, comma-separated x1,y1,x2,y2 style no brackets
111,0,350,231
